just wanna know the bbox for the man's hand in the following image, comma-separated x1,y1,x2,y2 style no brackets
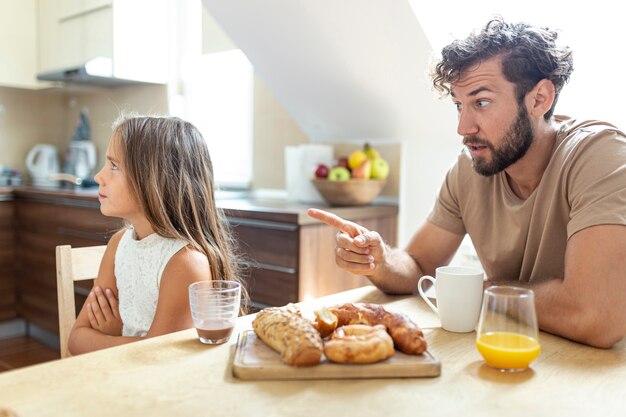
87,286,123,336
307,208,387,276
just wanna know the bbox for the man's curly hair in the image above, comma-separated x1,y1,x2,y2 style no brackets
432,16,574,119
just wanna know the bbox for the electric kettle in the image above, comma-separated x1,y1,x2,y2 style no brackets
25,144,60,187
68,141,97,180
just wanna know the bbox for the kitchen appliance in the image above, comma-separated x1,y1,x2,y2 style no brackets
25,144,60,187
68,141,97,181
36,57,155,87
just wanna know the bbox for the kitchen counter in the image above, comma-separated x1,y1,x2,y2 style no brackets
10,186,398,223
0,285,623,417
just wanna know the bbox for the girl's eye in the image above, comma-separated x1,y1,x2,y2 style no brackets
110,162,119,170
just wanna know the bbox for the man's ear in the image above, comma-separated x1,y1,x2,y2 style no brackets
526,79,556,118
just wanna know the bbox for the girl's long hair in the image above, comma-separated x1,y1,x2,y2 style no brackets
112,115,248,311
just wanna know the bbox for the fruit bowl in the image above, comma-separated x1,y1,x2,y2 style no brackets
312,179,387,206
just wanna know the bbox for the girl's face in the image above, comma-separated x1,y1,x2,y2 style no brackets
94,135,142,220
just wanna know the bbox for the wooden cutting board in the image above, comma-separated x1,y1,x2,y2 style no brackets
232,330,441,380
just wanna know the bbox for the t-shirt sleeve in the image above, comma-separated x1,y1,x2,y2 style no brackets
428,156,467,235
567,128,626,238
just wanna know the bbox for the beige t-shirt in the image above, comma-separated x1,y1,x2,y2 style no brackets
428,116,626,282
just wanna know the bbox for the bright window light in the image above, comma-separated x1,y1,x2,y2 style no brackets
408,0,626,128
181,50,254,188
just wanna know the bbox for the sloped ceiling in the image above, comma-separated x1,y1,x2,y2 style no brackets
202,0,437,142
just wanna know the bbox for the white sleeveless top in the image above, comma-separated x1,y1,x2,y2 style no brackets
115,228,188,337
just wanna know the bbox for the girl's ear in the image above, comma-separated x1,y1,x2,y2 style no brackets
526,79,556,118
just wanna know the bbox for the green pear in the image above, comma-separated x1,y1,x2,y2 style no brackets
364,143,380,160
371,158,390,180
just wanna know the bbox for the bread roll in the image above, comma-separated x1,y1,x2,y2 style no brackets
252,307,323,366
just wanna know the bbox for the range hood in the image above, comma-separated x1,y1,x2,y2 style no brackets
36,57,158,87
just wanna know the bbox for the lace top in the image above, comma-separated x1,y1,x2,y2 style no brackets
115,228,188,337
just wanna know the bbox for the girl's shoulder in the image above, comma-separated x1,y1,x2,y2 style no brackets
162,246,212,284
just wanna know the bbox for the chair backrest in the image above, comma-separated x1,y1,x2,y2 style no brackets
55,245,106,358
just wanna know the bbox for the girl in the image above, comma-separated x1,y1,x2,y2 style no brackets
68,115,246,354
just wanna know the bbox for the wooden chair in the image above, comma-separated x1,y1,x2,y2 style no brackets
55,245,106,358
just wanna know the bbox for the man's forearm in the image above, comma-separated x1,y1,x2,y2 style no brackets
68,326,141,355
369,245,423,295
487,278,620,348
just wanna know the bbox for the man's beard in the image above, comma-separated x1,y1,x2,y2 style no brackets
464,104,534,176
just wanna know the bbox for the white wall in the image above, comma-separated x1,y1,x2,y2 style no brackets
202,0,462,246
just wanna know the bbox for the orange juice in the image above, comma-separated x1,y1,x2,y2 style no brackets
476,332,541,370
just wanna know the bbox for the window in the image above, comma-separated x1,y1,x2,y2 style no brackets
170,0,254,189
180,50,254,188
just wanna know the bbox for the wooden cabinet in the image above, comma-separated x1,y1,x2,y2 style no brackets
0,0,40,88
14,189,121,334
0,192,16,321
223,201,398,310
8,188,397,334
37,0,170,84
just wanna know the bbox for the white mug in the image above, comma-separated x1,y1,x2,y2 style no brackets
417,266,484,333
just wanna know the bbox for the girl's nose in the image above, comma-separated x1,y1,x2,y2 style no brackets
94,167,104,185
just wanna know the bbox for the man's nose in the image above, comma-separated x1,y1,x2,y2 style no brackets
457,110,479,137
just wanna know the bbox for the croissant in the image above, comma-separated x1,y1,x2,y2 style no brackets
328,303,427,355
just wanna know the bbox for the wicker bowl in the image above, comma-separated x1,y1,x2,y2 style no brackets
312,179,387,206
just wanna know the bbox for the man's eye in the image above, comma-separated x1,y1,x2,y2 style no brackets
477,99,490,108
454,102,463,111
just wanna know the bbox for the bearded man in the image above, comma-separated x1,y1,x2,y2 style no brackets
309,17,626,348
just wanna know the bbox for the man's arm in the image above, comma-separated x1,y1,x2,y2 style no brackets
489,224,626,348
307,209,464,294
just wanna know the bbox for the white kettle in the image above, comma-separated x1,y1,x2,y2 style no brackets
26,144,60,187
68,141,97,180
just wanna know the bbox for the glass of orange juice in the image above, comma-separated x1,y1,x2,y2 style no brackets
476,286,540,372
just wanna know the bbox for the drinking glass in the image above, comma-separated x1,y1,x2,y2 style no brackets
476,286,541,372
189,280,241,345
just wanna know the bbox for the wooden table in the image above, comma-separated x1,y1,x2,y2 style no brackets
0,286,624,417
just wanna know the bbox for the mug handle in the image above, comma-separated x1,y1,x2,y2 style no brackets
417,275,438,315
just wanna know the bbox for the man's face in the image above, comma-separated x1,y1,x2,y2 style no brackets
464,103,534,176
451,56,534,176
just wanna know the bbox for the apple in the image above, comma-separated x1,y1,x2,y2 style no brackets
327,166,351,181
371,158,390,180
351,159,372,179
337,157,349,169
314,163,329,179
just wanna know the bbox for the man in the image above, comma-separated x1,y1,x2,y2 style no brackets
308,17,626,348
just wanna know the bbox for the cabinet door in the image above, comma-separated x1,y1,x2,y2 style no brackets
38,0,113,72
0,0,39,88
15,200,121,334
228,217,299,309
0,200,16,321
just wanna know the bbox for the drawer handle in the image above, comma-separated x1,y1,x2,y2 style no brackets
245,260,296,275
226,217,298,232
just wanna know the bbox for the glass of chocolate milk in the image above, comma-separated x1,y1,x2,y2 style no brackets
189,280,241,344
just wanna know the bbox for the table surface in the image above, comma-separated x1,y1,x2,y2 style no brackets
0,286,624,417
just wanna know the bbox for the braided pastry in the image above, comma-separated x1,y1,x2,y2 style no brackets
252,307,324,366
